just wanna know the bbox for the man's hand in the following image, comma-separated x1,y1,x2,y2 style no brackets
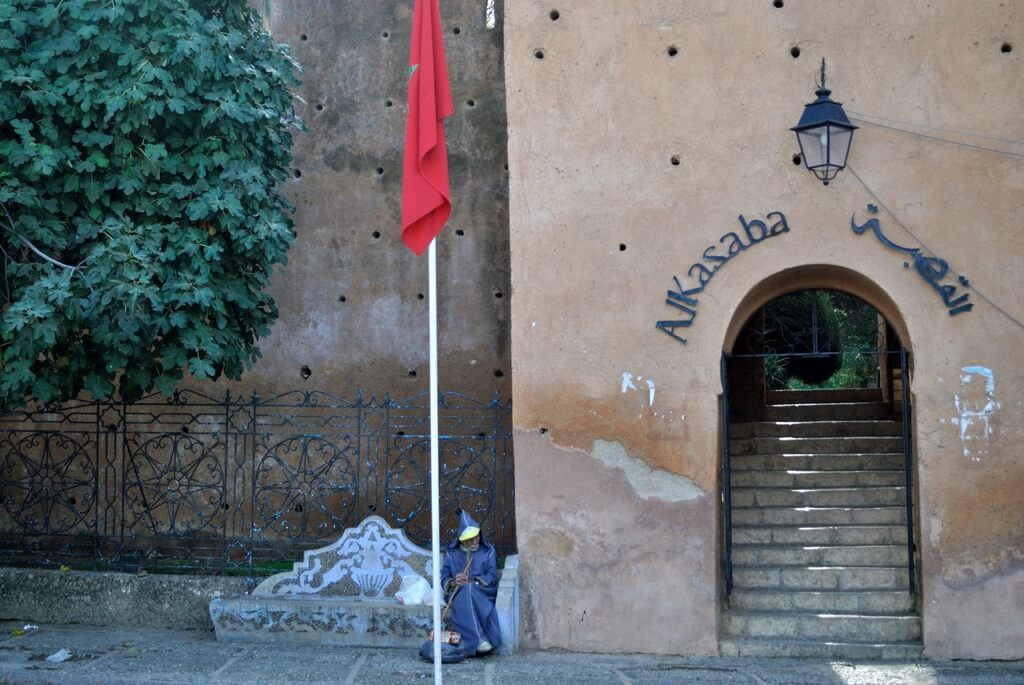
454,572,470,586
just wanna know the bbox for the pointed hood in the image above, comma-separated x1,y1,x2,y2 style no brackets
457,509,481,541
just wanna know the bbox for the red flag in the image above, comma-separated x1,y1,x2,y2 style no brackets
401,0,454,255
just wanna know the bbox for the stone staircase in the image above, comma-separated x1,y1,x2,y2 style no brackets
720,390,921,659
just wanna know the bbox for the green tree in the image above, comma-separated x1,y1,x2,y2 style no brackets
763,290,881,390
0,0,302,409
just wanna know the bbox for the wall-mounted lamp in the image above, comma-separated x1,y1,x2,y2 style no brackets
791,59,857,185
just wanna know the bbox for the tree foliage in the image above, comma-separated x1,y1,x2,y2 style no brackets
763,290,882,390
0,0,302,409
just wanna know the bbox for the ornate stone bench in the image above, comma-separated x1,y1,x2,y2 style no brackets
209,516,519,653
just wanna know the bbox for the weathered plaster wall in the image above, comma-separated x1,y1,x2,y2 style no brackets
504,0,1023,657
220,1,512,400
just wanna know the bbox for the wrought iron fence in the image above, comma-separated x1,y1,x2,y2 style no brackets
0,389,515,582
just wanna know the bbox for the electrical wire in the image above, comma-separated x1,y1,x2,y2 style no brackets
849,117,1024,160
847,110,1024,147
847,164,1024,334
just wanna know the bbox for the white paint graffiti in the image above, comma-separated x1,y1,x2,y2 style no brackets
621,372,637,394
620,372,656,407
485,0,496,29
952,366,996,462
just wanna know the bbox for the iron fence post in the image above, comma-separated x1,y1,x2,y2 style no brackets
900,348,916,597
721,353,733,597
247,391,259,587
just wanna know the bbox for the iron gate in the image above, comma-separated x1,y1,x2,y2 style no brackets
0,388,515,582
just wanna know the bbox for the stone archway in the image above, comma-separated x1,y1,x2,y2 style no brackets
718,265,921,659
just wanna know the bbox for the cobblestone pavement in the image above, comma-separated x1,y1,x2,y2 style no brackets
2,622,1023,685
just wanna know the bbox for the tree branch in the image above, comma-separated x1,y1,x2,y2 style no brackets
0,201,80,272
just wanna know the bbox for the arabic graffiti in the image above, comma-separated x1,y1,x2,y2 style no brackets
851,205,973,316
656,212,792,345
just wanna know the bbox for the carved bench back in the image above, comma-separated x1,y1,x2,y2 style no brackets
253,516,432,598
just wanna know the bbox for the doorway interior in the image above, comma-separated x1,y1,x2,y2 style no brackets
719,288,921,658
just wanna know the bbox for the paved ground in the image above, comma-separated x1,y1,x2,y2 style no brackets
1,622,1023,685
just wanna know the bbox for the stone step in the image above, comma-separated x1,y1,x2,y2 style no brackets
732,545,909,567
719,637,923,659
731,469,905,488
730,453,904,471
732,565,910,591
729,589,916,614
730,421,902,438
732,506,907,526
732,525,908,546
722,611,921,642
731,436,904,455
767,388,884,404
763,402,893,421
731,487,906,508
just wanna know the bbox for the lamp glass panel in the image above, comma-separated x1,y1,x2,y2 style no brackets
798,126,828,169
828,127,853,167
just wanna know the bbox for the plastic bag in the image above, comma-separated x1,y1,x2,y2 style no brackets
395,575,433,605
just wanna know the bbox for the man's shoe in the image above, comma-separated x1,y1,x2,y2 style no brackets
476,640,493,654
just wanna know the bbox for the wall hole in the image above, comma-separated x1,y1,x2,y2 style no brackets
300,34,308,41
476,432,486,438
300,365,312,379
382,31,389,38
494,369,504,377
452,26,461,35
619,243,627,251
375,167,385,176
792,153,802,165
534,49,545,59
338,295,347,302
315,103,324,111
417,292,424,300
503,163,509,171
667,46,679,58
670,155,680,166
455,229,465,236
396,431,405,438
540,427,548,434
466,99,476,107
790,46,801,58
494,291,503,299
773,0,783,7
385,99,393,107
222,503,229,510
408,370,417,378
1002,42,1013,53
181,425,189,433
372,230,381,240
549,10,560,20
292,168,302,178
69,497,77,506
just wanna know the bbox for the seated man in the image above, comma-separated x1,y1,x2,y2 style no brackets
440,511,502,655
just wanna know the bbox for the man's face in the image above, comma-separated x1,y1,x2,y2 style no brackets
463,534,480,551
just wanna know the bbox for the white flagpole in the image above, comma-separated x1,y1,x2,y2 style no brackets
428,238,443,683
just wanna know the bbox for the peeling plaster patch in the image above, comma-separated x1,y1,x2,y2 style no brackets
621,372,637,394
954,366,996,462
929,515,943,547
646,379,655,406
592,440,703,501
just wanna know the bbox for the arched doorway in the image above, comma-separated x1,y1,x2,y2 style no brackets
719,275,921,659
